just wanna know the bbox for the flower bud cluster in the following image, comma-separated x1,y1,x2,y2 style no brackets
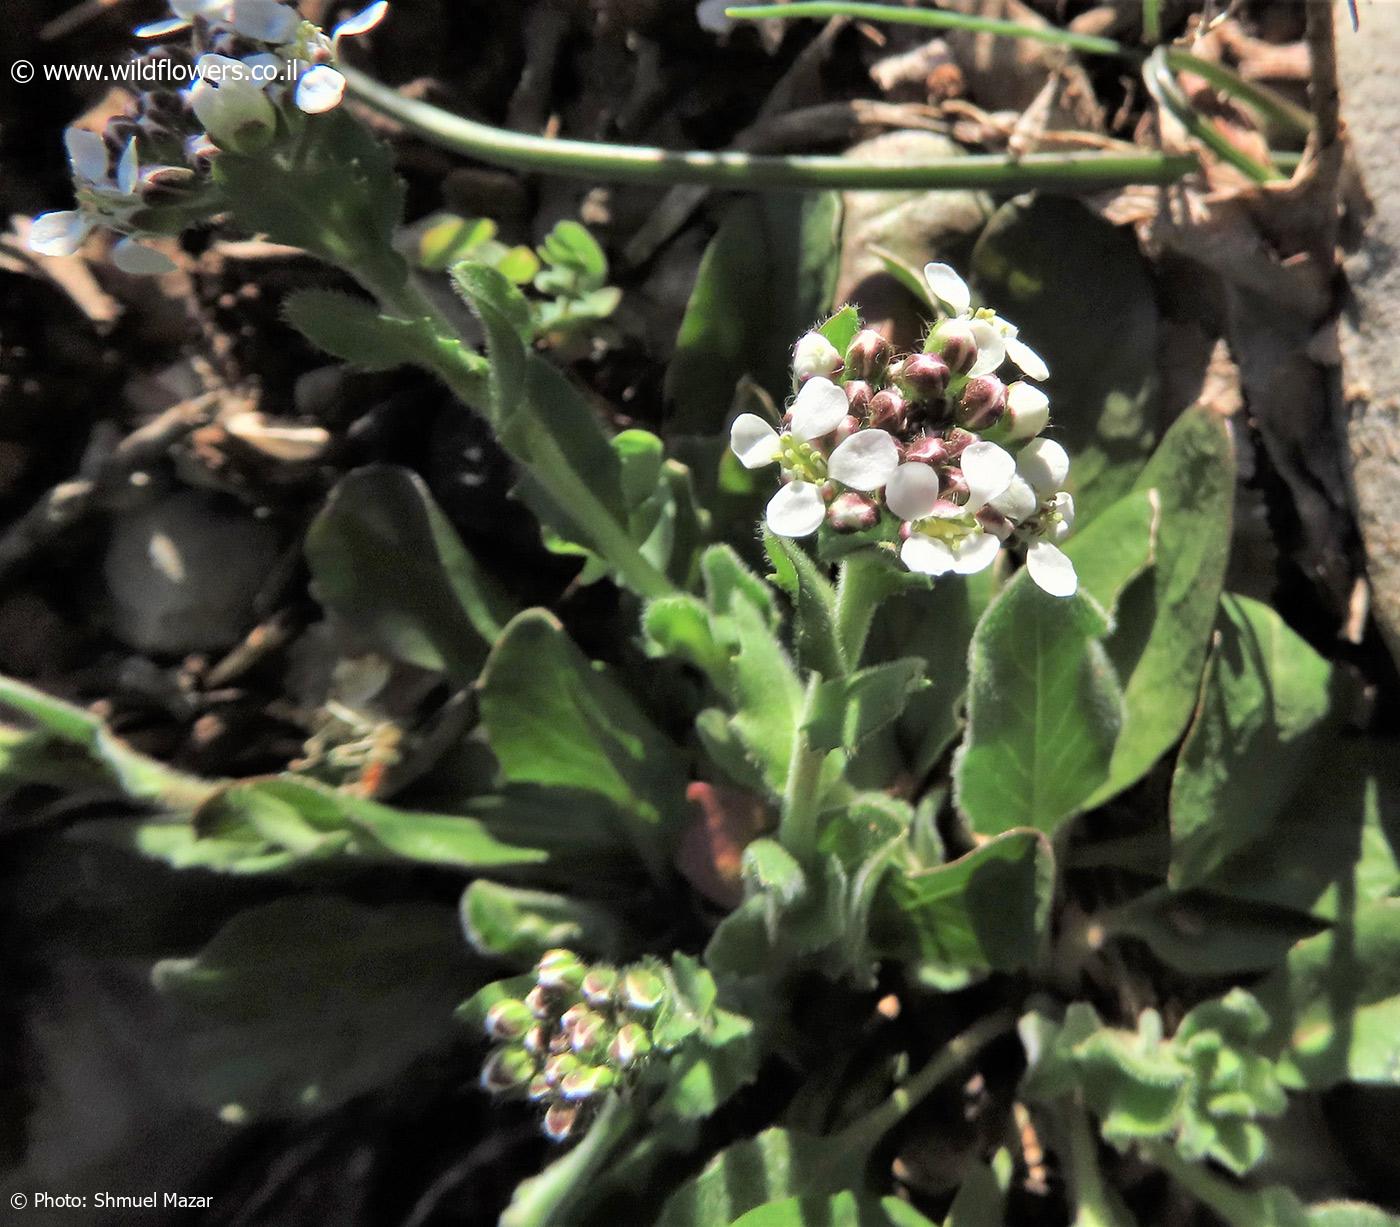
479,949,666,1142
29,1,388,273
728,263,1079,597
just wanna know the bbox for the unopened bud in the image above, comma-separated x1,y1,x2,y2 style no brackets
958,375,1007,431
928,319,978,376
544,1101,582,1141
560,1064,618,1101
793,331,843,382
527,1073,552,1102
525,986,553,1019
481,1046,535,1094
523,1025,550,1058
190,57,277,155
568,1010,612,1060
941,468,970,503
904,434,948,466
843,380,873,416
897,353,952,404
485,999,534,1042
610,1023,654,1069
834,414,861,444
537,949,587,993
845,329,891,383
868,389,907,434
975,505,1014,541
827,492,880,532
622,967,667,1012
581,967,618,1008
1004,382,1051,441
544,1052,581,1087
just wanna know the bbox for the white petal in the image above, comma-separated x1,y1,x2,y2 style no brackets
951,531,1001,575
1016,437,1069,498
924,262,970,315
828,430,900,492
333,0,389,40
172,0,227,16
788,376,848,442
960,440,1016,509
968,318,1005,376
1006,335,1049,381
111,237,177,275
230,0,299,42
136,16,194,37
884,463,941,523
1027,541,1078,596
792,331,842,382
1049,492,1076,542
989,475,1038,524
729,413,780,468
765,481,826,538
1005,381,1050,441
64,128,108,183
901,535,956,575
192,56,278,149
296,64,348,113
116,139,140,196
28,210,91,257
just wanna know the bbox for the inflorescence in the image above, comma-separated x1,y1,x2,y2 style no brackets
29,0,387,273
730,263,1078,597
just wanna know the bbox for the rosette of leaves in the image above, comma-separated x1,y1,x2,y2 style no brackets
1020,988,1287,1176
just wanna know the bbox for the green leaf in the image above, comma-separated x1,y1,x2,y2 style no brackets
1170,595,1337,889
667,193,842,433
151,896,470,1119
805,659,928,753
971,195,1160,523
817,305,862,356
453,261,533,423
459,880,626,966
765,533,845,678
956,576,1123,835
413,213,496,270
1088,405,1236,806
536,219,609,291
1256,899,1400,1089
943,1162,1006,1227
477,610,687,869
875,829,1053,983
282,288,456,372
306,465,515,681
1062,488,1159,616
732,1194,938,1227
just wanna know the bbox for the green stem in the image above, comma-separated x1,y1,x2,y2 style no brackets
1163,49,1314,137
345,66,1194,192
834,1009,1015,1155
1142,1140,1283,1227
1062,1099,1132,1227
732,2,1131,58
779,679,829,864
1141,0,1162,44
501,1096,637,1227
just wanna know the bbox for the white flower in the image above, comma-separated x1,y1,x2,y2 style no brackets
229,0,299,42
792,330,842,382
1016,437,1069,498
64,128,109,184
29,210,93,257
111,236,178,275
922,262,1049,381
901,526,1001,577
989,475,1038,524
332,0,390,45
766,480,826,538
296,64,348,114
828,429,899,492
884,462,940,522
191,54,278,152
727,376,847,470
1046,491,1075,542
960,440,1016,510
1026,540,1078,597
1004,382,1050,441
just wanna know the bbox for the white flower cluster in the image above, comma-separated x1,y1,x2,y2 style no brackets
730,263,1078,597
29,1,387,272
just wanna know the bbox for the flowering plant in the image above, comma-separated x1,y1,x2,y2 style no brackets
8,6,1395,1227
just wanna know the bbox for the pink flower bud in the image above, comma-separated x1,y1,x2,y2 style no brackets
958,375,1007,431
868,389,907,434
827,492,880,532
834,414,861,444
897,353,952,404
480,1046,535,1094
975,505,1014,541
928,319,979,375
485,999,533,1042
845,329,891,383
941,468,970,503
544,1101,581,1141
904,435,949,465
942,429,975,459
844,380,873,416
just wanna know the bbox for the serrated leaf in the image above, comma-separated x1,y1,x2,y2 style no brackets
306,465,515,681
1170,595,1337,889
956,576,1123,835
